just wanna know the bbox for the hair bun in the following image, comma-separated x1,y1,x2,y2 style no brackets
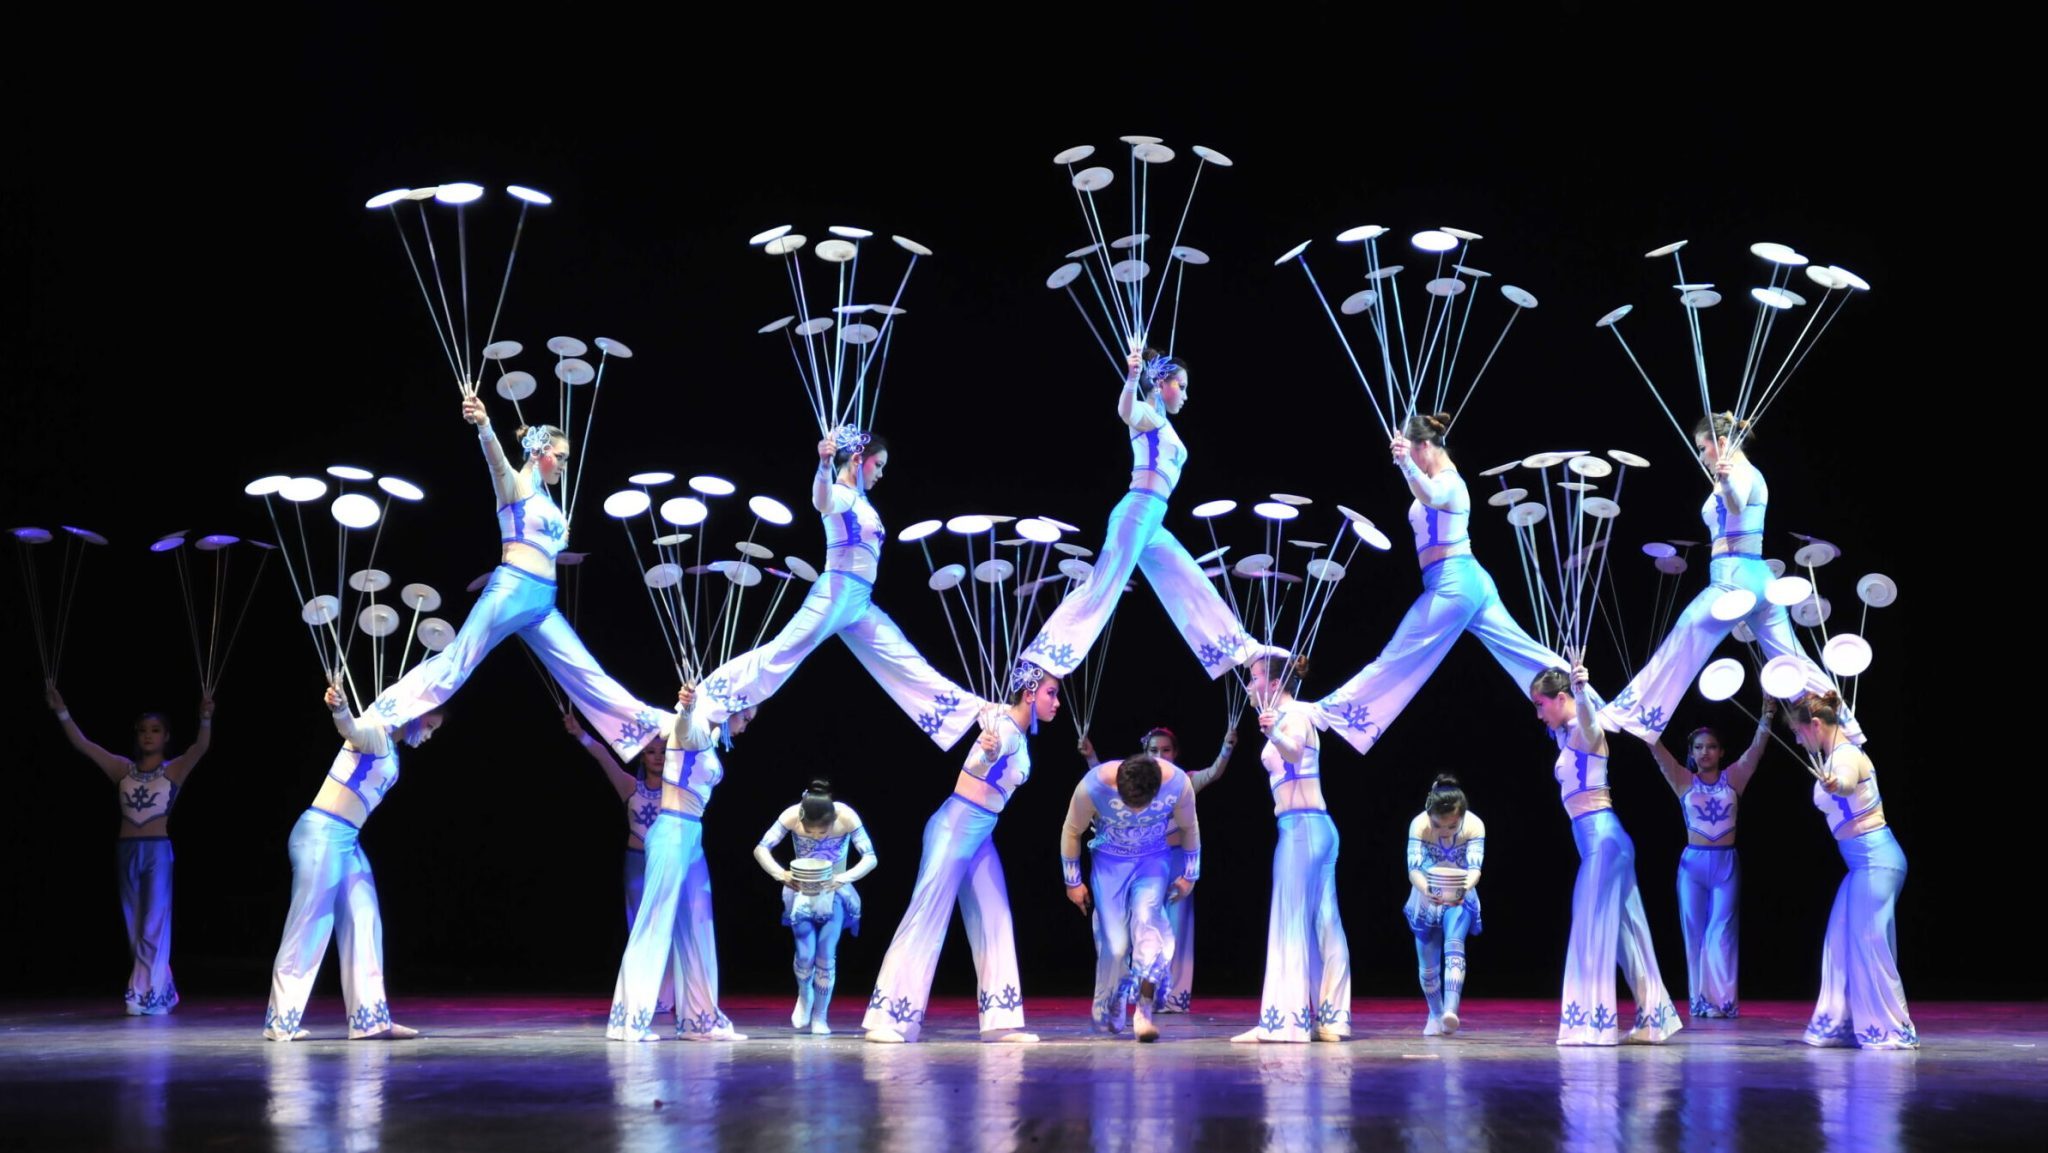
1431,772,1461,791
804,778,833,795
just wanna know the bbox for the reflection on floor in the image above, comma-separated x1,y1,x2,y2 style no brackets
1,997,2041,1152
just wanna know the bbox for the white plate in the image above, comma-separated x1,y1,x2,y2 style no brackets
1698,657,1746,701
1765,575,1813,606
1760,654,1809,699
1822,633,1873,678
1856,573,1897,608
1709,588,1757,621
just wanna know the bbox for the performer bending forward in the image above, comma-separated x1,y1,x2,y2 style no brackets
1786,691,1915,1049
606,689,751,1042
754,781,878,1036
1537,666,1681,1046
1404,774,1485,1036
862,666,1062,1043
1060,752,1200,1041
263,684,441,1040
1234,653,1351,1044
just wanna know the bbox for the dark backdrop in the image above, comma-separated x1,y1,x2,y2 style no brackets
7,6,1983,1013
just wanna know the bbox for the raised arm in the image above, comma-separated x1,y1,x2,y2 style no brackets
811,438,845,513
836,807,878,887
1168,776,1201,901
45,683,132,782
162,696,215,785
1725,697,1778,794
1640,734,1693,799
1078,733,1102,769
668,685,714,751
1714,456,1758,517
1570,666,1607,755
1392,438,1463,508
566,712,638,802
1261,705,1312,766
462,392,525,507
1186,727,1238,792
325,685,392,755
753,808,798,887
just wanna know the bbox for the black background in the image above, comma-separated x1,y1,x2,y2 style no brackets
7,5,1981,1015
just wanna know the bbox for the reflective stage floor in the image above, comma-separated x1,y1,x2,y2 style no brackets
2,997,2041,1151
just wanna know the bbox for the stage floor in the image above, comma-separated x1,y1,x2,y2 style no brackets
1,996,2041,1151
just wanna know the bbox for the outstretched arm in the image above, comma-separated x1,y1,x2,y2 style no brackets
1392,437,1462,507
1186,727,1238,792
566,712,638,801
1726,697,1778,794
163,696,216,784
325,685,392,755
463,392,524,507
1570,666,1606,755
45,683,131,783
1641,735,1693,798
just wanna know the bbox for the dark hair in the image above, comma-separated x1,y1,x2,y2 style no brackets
1424,773,1467,817
800,779,835,824
1692,411,1753,447
1684,726,1722,773
1116,754,1164,808
1139,726,1178,755
1401,412,1452,444
1135,351,1187,401
1530,668,1572,698
132,712,173,759
1786,690,1842,728
1255,653,1310,695
832,432,890,470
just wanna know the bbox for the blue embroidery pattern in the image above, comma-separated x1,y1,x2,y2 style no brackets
1697,794,1734,825
1196,630,1250,672
1259,1005,1284,1033
1560,1001,1589,1028
1634,1002,1676,1032
374,697,399,720
1289,1004,1316,1031
680,1009,731,1035
871,989,925,1026
915,690,963,737
978,985,1022,1013
128,985,177,1012
1805,1013,1854,1044
1317,1000,1346,1026
123,784,158,812
1023,634,1078,671
611,710,664,752
349,1000,393,1034
264,1005,304,1034
1590,1003,1619,1033
1164,988,1192,1012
